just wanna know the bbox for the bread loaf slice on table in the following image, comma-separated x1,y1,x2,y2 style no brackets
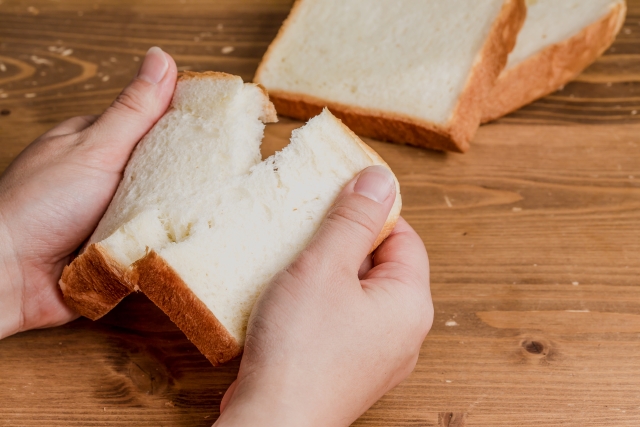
254,0,526,153
60,71,402,365
482,0,626,123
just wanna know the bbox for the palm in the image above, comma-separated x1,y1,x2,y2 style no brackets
0,48,177,336
0,123,131,331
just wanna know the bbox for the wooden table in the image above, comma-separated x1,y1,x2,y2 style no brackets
1,1,640,425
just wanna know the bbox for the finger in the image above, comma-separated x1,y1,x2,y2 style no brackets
43,115,99,138
358,254,373,279
80,46,178,170
372,218,428,268
362,217,430,289
220,379,238,414
302,165,397,276
5,115,100,170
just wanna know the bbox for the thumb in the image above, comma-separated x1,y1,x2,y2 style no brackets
303,165,397,275
80,46,178,168
219,379,238,414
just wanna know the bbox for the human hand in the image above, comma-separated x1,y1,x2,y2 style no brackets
0,47,178,339
215,166,433,427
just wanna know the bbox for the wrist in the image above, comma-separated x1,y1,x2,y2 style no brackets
0,210,24,339
214,370,319,427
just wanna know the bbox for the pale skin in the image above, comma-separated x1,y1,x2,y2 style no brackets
0,47,434,426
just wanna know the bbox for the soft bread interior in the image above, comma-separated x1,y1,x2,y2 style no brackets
90,73,277,269
255,0,508,126
505,0,624,70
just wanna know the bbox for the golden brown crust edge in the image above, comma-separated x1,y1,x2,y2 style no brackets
267,93,466,152
255,83,279,123
449,0,526,144
134,251,242,366
255,0,526,153
178,70,239,82
58,244,133,320
482,2,626,123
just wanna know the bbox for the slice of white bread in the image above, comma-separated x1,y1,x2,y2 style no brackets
60,72,402,365
254,0,526,153
482,0,626,122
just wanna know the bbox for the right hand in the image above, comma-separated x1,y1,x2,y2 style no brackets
214,165,433,427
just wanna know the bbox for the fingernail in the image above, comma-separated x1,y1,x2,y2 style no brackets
137,47,168,84
354,165,395,204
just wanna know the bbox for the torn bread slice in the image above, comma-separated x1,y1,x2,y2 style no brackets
60,72,401,365
482,0,626,122
254,0,526,153
59,71,278,320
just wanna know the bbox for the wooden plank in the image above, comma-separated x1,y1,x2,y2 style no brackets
0,1,639,426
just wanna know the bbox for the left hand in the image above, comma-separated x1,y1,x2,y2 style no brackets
0,46,178,339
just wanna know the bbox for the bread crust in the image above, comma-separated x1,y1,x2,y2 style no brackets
482,2,626,123
265,93,466,152
134,251,242,366
452,0,526,138
178,70,239,82
254,0,526,152
59,243,133,320
255,83,279,123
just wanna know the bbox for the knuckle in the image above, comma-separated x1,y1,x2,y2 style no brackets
398,288,433,343
420,308,434,338
75,114,99,128
327,203,379,238
416,296,434,339
298,243,350,282
288,249,315,277
111,86,148,116
403,352,420,377
31,134,77,159
405,289,433,336
243,317,271,364
281,254,325,293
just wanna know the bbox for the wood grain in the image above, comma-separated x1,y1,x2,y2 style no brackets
1,1,640,426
